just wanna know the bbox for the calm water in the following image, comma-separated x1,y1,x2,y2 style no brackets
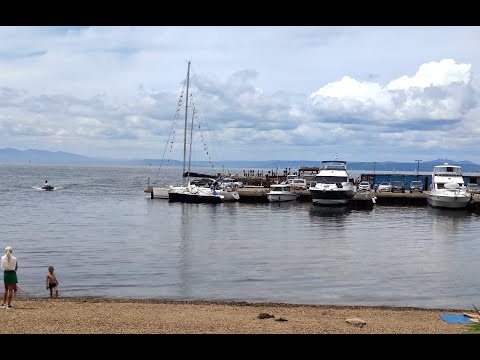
1,164,479,310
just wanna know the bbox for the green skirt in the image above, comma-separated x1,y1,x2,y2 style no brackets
4,270,18,285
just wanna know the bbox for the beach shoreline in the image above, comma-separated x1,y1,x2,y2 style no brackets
2,297,474,334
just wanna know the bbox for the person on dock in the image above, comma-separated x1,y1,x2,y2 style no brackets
1,246,18,309
46,266,59,298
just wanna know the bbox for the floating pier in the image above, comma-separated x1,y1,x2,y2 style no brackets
145,178,480,213
235,188,480,213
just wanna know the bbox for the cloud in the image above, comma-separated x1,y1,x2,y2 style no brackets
2,57,480,161
309,59,476,125
386,59,471,90
0,26,480,162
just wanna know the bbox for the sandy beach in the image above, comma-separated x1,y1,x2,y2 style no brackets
1,297,475,334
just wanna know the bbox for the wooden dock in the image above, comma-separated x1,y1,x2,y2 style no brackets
144,182,480,214
237,187,377,208
236,188,480,213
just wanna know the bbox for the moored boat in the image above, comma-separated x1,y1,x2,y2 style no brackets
309,159,356,206
267,184,298,202
427,163,471,209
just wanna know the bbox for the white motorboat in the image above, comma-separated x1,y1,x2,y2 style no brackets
267,184,298,202
216,188,240,201
42,180,54,191
216,178,240,201
427,163,471,209
309,158,356,205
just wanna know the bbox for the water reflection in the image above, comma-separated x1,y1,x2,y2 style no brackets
179,203,194,298
427,206,470,218
309,205,352,217
427,206,470,243
4,164,480,309
267,201,298,212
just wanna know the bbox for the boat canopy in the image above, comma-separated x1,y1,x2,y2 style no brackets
315,176,348,183
320,160,347,170
433,166,462,176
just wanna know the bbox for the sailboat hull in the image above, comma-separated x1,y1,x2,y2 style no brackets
152,186,172,199
169,192,223,204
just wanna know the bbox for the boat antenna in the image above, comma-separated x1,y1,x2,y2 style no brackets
183,60,191,186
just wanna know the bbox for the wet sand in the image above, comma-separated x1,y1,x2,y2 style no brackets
1,298,474,334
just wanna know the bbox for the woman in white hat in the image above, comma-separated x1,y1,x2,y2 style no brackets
1,246,18,309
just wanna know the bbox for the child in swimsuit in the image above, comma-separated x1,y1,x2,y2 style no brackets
46,266,59,298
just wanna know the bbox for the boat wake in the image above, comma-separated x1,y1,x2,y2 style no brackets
33,186,60,191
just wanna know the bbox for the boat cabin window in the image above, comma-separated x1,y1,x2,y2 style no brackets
434,167,462,176
323,165,346,170
272,185,290,191
436,183,464,189
316,176,347,184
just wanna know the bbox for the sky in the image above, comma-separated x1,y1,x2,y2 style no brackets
1,26,480,163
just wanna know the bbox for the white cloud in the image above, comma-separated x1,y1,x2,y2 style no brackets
1,27,480,162
309,59,475,123
386,59,471,90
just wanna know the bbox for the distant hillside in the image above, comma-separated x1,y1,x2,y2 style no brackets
1,148,479,172
0,148,139,165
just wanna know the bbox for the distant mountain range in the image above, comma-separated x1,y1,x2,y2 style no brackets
1,148,480,173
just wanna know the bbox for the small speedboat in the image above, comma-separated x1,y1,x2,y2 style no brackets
42,182,54,191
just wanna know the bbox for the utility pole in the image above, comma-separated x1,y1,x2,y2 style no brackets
415,160,422,180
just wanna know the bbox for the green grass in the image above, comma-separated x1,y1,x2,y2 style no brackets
467,322,480,333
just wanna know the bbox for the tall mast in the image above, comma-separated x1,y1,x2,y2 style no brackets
187,108,195,186
182,61,191,186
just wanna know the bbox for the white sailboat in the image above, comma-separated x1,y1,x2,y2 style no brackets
151,67,188,199
167,61,224,204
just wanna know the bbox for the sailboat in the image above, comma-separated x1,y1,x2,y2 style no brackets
151,68,188,199
166,61,224,204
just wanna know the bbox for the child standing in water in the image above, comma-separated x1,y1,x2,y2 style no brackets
46,266,59,298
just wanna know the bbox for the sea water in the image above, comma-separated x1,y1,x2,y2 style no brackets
1,164,479,310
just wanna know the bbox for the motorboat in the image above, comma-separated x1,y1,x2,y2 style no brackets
216,178,240,201
426,163,471,209
267,184,298,202
309,158,356,205
42,181,54,191
215,188,240,201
